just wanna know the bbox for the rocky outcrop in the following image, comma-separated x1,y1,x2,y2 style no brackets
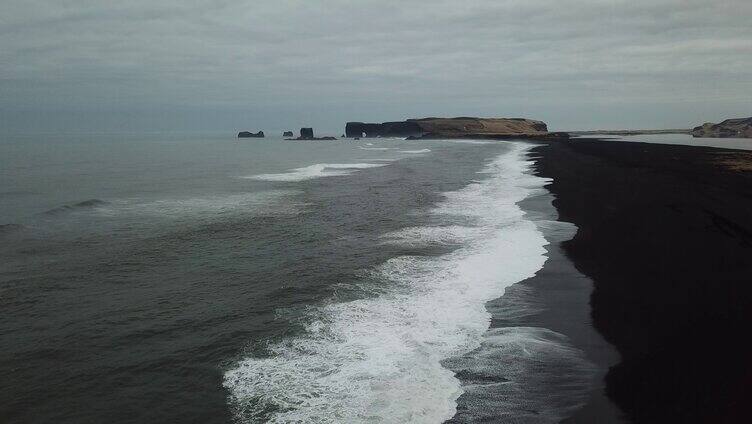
238,131,264,138
345,117,565,140
283,131,293,137
692,117,752,138
300,128,314,139
286,128,336,141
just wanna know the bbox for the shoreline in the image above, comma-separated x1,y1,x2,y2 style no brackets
447,143,622,423
531,138,752,423
515,166,626,423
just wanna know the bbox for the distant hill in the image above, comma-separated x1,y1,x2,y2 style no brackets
692,117,752,138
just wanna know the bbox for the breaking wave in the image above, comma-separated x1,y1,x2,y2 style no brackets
245,163,387,182
223,143,582,423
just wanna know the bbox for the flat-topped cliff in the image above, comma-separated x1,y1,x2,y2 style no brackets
692,117,752,138
346,117,567,140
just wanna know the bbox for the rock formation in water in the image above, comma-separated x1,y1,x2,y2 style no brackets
238,131,264,138
287,128,336,141
345,117,567,140
283,131,293,137
300,128,314,139
692,117,752,138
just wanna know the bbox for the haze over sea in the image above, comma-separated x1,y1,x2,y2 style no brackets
1,133,599,423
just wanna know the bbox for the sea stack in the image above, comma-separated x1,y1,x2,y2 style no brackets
300,128,314,139
283,131,293,137
238,131,264,138
289,128,336,141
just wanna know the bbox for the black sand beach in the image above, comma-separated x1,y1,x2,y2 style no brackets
532,139,752,423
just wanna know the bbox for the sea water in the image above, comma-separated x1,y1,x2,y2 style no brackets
0,133,593,423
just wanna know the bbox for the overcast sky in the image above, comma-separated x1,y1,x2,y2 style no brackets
1,0,750,133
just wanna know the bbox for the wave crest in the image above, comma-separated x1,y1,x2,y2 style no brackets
224,143,553,423
245,163,386,182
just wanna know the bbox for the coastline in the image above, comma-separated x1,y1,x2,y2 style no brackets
513,172,626,423
531,138,752,423
446,143,614,423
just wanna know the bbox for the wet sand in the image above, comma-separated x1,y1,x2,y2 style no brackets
514,176,626,423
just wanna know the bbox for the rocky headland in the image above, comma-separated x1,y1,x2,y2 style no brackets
345,117,569,141
692,117,752,138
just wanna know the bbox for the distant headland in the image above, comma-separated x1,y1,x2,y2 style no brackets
567,116,752,139
237,115,752,142
345,117,569,141
692,117,752,138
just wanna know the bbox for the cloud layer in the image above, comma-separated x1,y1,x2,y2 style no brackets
2,0,751,131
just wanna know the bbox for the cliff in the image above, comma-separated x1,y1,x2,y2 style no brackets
345,121,423,138
692,117,752,138
345,117,566,140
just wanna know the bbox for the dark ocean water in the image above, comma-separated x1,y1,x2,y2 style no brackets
1,133,595,423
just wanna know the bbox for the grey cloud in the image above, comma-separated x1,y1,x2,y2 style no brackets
1,0,751,132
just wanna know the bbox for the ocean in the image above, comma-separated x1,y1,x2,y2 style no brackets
1,133,596,423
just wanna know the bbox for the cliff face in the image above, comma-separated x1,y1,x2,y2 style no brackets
300,128,314,139
413,117,548,136
692,117,752,138
346,117,550,138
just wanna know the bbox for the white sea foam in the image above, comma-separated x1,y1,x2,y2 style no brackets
400,148,431,154
245,163,386,182
448,139,496,145
224,143,553,423
381,225,489,247
359,147,394,151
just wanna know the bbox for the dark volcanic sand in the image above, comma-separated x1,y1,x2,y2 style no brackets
533,139,752,423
